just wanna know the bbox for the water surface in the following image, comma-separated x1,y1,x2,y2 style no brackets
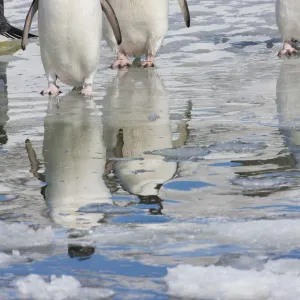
1,1,299,299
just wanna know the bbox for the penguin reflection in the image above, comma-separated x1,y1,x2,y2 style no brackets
103,69,182,213
276,61,300,167
27,92,112,230
0,61,8,145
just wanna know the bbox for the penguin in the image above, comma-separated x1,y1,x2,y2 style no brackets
0,0,37,41
102,0,190,68
21,0,122,96
276,0,300,57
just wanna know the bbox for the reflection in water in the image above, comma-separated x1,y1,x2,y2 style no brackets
102,69,181,213
27,92,112,230
68,244,95,260
276,61,300,167
0,61,8,145
227,62,300,196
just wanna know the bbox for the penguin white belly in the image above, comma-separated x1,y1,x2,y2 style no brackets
38,0,101,87
276,0,300,41
103,0,169,57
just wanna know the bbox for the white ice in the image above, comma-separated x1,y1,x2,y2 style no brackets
165,262,300,300
0,250,28,266
15,274,114,300
0,221,53,250
80,218,300,253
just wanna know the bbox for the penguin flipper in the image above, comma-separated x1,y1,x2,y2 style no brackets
178,0,191,27
3,25,38,40
101,0,122,45
21,0,38,50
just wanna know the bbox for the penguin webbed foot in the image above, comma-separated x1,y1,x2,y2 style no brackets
278,40,298,58
40,84,61,96
142,61,155,68
110,52,131,69
80,85,93,97
142,55,155,68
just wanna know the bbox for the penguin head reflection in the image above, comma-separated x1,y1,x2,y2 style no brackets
42,92,112,229
103,69,177,204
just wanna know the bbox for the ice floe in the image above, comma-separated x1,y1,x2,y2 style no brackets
0,221,53,250
15,274,114,300
165,262,300,300
72,218,300,255
0,250,28,266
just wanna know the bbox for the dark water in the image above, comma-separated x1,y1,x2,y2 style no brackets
1,0,300,299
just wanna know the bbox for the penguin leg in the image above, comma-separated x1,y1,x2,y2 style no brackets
278,39,297,57
41,73,61,96
111,51,131,69
80,69,97,96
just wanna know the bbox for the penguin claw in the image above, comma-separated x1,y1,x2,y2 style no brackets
80,85,93,96
142,55,155,68
142,61,155,68
111,56,132,69
278,41,298,58
40,85,61,96
278,48,297,58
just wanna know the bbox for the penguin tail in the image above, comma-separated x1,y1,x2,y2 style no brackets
3,25,38,40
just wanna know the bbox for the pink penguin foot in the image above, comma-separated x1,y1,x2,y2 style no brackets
80,85,93,96
142,56,155,68
278,42,297,58
111,53,131,69
40,84,61,96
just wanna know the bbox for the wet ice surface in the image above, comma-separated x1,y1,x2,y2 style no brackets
1,0,300,299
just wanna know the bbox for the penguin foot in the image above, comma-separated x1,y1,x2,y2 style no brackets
142,61,155,68
111,58,131,69
278,42,297,58
142,55,155,68
40,84,61,96
111,53,131,69
80,85,93,96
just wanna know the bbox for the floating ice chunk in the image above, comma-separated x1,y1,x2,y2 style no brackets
0,250,28,266
215,253,268,270
207,219,300,250
145,147,209,162
76,219,300,253
146,140,267,162
16,274,114,300
231,177,295,192
265,259,300,276
165,264,300,300
0,221,53,250
209,140,267,154
205,140,267,160
77,203,138,215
